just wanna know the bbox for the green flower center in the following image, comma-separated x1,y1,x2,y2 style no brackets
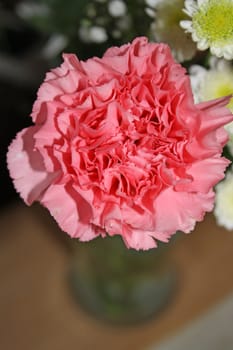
217,85,233,111
202,70,233,111
193,0,233,46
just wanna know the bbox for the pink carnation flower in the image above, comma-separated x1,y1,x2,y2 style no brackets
7,37,233,250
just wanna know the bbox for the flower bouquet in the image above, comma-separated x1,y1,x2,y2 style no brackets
7,0,233,323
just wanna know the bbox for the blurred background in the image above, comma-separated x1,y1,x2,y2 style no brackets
1,1,233,350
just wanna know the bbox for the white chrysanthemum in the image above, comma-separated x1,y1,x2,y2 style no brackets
189,59,233,110
225,122,233,156
189,59,233,154
214,170,233,230
146,0,196,62
181,0,233,60
189,64,208,103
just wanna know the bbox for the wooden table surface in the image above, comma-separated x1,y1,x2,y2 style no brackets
1,201,233,350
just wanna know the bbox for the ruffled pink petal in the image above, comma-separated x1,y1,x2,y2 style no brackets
122,227,157,250
31,54,86,123
175,157,230,193
40,182,99,240
154,187,215,235
7,127,60,205
47,54,84,79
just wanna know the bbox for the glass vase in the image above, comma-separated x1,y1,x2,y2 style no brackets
69,235,177,324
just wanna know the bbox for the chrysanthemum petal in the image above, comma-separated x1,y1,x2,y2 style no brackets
214,170,233,230
184,0,198,16
180,20,192,31
197,38,209,50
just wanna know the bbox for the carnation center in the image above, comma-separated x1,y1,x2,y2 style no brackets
73,89,186,201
